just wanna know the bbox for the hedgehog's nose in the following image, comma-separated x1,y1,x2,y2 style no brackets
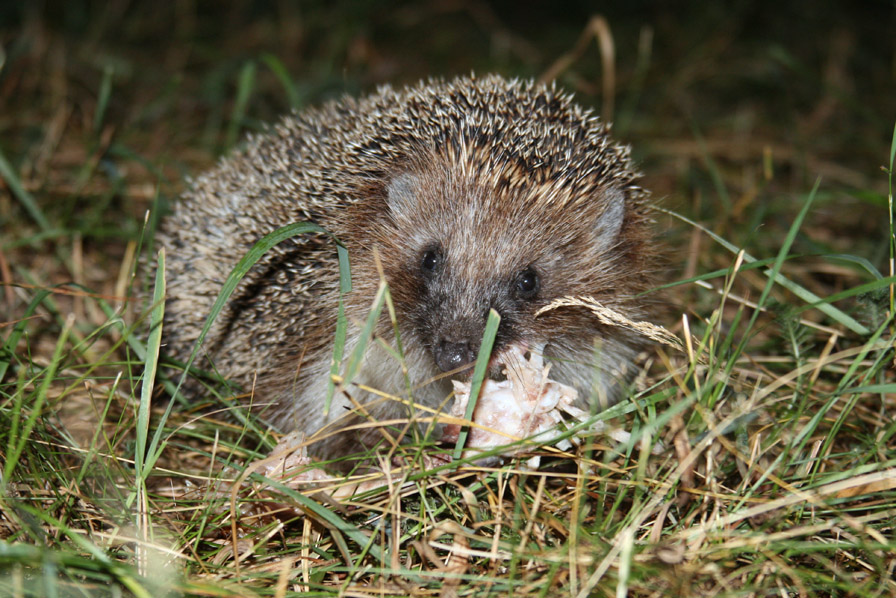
433,339,477,373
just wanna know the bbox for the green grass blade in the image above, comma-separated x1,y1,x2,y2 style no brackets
325,243,354,413
453,309,500,460
134,249,166,479
340,281,387,392
823,254,883,279
93,64,114,136
337,243,351,294
834,383,896,395
261,53,300,107
325,297,348,416
324,245,352,415
888,121,895,315
649,256,778,293
0,144,51,232
225,61,256,149
794,275,895,315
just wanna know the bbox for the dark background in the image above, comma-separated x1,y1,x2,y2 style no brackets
1,0,894,315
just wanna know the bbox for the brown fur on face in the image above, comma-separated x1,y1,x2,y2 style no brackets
157,75,654,461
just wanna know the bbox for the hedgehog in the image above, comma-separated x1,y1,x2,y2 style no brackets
158,74,653,462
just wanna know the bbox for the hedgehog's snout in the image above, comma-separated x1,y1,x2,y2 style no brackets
433,338,478,373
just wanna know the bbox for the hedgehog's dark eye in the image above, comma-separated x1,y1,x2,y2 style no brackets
514,266,539,299
420,246,442,278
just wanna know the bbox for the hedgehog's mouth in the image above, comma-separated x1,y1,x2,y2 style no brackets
444,341,531,384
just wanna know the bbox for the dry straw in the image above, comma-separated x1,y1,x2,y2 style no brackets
535,295,685,353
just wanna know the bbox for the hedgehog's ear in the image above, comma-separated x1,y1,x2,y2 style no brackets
385,173,421,216
593,187,626,251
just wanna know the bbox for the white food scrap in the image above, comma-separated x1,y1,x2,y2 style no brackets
442,345,594,467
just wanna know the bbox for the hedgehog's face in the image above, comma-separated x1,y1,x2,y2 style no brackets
376,161,630,380
409,239,542,373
